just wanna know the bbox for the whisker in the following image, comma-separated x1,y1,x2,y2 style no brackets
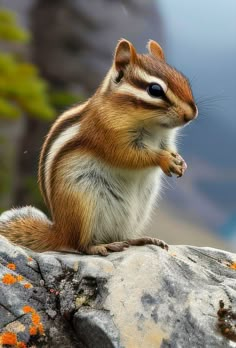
196,94,230,105
198,104,226,114
161,175,174,190
188,74,200,87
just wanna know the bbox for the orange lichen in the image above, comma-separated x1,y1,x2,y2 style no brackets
28,257,33,262
0,306,44,345
7,263,16,270
2,272,26,286
229,262,236,270
16,275,24,282
2,273,17,285
29,326,38,336
38,323,44,335
22,305,44,337
0,333,28,347
0,332,17,345
32,313,40,326
24,283,32,289
23,305,35,314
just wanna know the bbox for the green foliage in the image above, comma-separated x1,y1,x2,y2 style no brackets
0,10,29,42
0,9,55,120
0,8,84,121
49,90,84,110
0,97,19,118
0,53,55,119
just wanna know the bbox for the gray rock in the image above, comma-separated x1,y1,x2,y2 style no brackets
0,235,236,347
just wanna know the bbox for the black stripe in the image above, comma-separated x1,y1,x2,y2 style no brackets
112,93,167,110
129,77,173,106
39,105,85,207
129,77,149,90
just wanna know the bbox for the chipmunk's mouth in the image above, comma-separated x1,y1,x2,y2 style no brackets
158,119,179,129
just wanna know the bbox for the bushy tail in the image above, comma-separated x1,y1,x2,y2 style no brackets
0,206,57,252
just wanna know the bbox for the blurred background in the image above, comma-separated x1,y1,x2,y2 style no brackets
0,0,235,251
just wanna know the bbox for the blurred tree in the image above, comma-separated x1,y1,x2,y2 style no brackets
0,9,29,42
0,9,55,120
0,8,55,212
0,8,81,210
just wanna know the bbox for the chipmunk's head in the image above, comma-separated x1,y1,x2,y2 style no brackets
101,39,198,129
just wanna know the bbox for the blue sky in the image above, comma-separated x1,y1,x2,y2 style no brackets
157,0,236,49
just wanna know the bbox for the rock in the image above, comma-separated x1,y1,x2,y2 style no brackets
0,235,236,347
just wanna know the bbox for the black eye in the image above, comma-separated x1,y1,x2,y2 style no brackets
147,83,165,98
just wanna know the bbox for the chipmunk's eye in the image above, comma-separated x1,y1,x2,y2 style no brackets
147,83,165,98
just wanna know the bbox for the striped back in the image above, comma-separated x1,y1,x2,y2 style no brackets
38,103,88,209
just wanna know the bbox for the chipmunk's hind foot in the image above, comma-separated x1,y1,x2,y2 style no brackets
85,241,129,256
128,237,168,251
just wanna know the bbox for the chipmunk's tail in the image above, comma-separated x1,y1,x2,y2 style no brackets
0,206,58,252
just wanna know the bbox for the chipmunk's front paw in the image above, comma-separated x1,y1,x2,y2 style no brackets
160,152,187,178
171,152,187,177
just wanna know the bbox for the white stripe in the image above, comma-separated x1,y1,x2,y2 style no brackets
137,69,168,92
44,123,81,199
43,102,88,199
61,101,88,119
117,83,165,106
116,68,168,105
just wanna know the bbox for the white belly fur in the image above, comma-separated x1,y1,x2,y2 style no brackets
63,154,163,244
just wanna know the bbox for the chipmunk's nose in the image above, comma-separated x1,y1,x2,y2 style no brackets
184,104,198,123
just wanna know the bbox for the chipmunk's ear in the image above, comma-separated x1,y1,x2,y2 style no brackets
147,40,165,61
114,39,137,71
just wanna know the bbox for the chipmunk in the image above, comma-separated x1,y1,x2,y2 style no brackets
0,39,197,255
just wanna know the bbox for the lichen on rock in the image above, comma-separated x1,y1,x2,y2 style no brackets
0,235,236,347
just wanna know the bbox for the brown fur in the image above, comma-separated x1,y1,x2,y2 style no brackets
0,39,197,254
0,217,54,252
50,179,96,251
147,40,165,61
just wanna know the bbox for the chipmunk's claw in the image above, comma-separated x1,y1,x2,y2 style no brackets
85,241,129,256
128,237,169,251
170,152,187,178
